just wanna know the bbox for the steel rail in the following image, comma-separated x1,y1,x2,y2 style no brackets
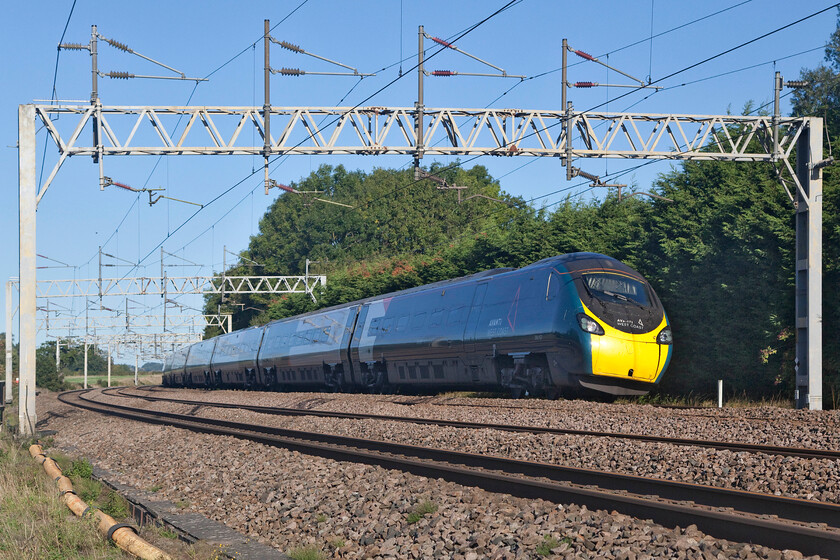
386,396,781,417
59,388,840,557
113,387,840,461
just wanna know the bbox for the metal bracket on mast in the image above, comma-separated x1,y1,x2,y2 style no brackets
423,31,524,80
571,167,673,202
264,20,272,194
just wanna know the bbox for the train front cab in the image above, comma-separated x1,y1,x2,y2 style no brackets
557,255,672,396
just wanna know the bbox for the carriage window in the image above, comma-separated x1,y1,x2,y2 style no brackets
396,315,409,332
381,317,394,335
546,272,561,300
410,312,426,329
429,309,444,327
369,317,382,335
447,307,465,325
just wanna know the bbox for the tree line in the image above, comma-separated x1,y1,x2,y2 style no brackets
1,335,136,392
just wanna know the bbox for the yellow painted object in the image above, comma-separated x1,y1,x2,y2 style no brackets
582,302,668,383
28,444,173,560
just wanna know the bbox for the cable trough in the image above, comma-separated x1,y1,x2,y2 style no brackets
61,388,840,557
114,386,840,461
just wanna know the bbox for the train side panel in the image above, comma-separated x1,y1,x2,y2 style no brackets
350,281,478,390
257,305,359,390
542,267,592,388
183,339,216,387
162,346,190,387
210,326,263,388
468,266,570,392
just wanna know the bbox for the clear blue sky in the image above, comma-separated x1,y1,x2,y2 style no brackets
1,1,837,363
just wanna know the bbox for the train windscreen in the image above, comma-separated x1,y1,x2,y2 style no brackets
582,273,650,307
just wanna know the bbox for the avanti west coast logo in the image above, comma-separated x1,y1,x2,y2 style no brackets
616,317,644,330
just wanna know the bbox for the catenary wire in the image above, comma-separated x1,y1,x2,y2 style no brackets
121,0,523,273
484,0,756,107
353,87,798,262
359,3,840,211
37,0,78,190
85,1,312,269
154,0,526,265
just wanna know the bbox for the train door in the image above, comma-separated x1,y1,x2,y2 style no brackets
464,283,488,354
348,304,370,388
342,305,362,387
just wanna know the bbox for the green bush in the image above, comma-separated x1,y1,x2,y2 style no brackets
287,545,326,560
65,459,93,480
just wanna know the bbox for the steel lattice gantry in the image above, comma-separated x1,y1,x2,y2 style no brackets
31,274,326,298
16,103,824,435
4,269,325,410
34,105,813,196
36,314,230,333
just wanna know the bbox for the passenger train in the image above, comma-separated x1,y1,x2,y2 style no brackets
162,253,672,398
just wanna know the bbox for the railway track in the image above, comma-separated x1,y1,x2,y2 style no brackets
61,388,840,557
378,395,820,424
110,386,840,461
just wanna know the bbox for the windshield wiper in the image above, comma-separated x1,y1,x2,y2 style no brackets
604,290,650,311
579,279,607,309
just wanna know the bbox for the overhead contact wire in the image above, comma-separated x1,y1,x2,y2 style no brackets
131,0,523,269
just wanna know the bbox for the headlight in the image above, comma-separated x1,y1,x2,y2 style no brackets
577,313,605,336
657,326,672,345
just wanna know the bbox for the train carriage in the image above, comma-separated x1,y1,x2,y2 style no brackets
161,345,190,387
257,306,358,391
210,326,264,388
182,338,216,388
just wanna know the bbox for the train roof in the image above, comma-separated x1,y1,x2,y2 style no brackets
263,253,628,327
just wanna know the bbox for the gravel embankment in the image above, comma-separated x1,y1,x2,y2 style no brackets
94,389,840,503
39,390,831,559
135,388,840,450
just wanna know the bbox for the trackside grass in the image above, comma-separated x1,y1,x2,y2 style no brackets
0,434,222,560
62,374,162,388
0,433,130,560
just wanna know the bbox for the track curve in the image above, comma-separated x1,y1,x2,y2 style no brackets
111,386,840,461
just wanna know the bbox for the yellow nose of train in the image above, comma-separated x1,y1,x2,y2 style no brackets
582,302,670,383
